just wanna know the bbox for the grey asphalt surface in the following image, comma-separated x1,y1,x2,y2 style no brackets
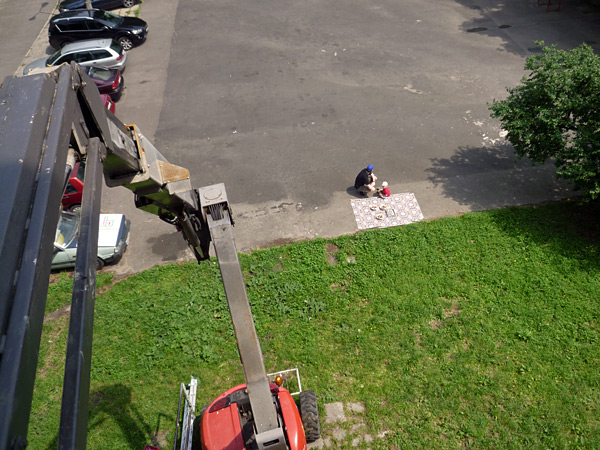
4,0,600,276
0,0,55,80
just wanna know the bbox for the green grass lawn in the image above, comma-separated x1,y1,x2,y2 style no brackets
29,201,600,449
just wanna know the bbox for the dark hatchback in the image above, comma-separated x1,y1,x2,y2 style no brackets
83,66,124,101
48,9,148,50
59,0,138,12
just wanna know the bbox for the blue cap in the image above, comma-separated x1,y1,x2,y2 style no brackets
367,164,374,171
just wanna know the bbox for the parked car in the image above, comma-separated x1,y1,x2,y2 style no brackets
61,161,85,212
49,9,148,50
101,94,116,112
59,0,138,12
23,39,126,75
84,66,124,101
53,211,130,270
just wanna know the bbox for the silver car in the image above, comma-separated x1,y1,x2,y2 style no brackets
23,39,127,75
53,211,130,270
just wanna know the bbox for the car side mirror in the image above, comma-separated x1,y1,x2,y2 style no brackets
54,242,66,251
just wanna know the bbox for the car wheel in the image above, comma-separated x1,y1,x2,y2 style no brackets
122,0,135,7
68,204,81,214
118,36,134,51
96,257,105,270
299,390,320,443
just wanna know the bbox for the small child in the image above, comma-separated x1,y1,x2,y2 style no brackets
377,181,391,198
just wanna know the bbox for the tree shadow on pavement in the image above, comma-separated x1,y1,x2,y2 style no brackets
453,0,600,56
29,1,50,21
426,144,575,212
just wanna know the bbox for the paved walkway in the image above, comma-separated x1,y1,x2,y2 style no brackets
12,0,600,277
311,401,389,449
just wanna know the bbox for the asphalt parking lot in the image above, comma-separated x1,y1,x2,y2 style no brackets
5,0,600,276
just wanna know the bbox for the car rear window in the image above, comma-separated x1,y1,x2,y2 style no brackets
87,67,112,81
110,41,123,54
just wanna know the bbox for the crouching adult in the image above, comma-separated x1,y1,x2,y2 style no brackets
354,164,377,196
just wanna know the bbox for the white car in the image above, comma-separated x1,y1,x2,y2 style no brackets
23,39,127,75
53,211,130,270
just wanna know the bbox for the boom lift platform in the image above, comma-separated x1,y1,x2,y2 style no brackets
0,63,319,450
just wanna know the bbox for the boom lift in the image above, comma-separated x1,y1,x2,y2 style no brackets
0,63,319,450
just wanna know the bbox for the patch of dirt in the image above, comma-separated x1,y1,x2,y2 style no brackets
48,271,74,284
151,430,169,449
44,304,71,324
443,300,461,318
429,320,444,330
265,237,296,247
325,243,340,265
431,299,462,330
414,330,423,349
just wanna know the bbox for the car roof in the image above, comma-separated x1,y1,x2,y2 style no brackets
51,9,96,21
61,38,114,53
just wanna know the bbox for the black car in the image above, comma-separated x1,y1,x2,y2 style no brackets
59,0,138,12
48,9,148,50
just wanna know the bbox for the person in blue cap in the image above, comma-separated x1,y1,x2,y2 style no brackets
354,164,377,196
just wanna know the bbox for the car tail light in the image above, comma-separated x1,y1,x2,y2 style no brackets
112,72,121,89
116,52,124,62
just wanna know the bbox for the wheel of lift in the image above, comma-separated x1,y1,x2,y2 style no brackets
299,390,321,443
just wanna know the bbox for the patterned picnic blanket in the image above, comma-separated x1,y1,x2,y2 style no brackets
350,193,424,230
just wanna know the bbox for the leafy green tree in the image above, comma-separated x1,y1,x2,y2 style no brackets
490,42,600,199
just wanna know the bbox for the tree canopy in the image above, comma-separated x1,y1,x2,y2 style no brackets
490,42,600,199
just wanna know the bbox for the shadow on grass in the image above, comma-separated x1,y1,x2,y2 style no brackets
90,384,154,446
426,144,575,211
486,199,600,271
43,384,155,450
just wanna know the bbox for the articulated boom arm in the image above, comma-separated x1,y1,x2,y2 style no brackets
202,187,287,450
0,64,284,450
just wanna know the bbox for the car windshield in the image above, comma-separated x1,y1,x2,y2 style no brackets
55,212,80,248
110,41,123,54
86,66,113,81
46,49,63,65
97,10,123,26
